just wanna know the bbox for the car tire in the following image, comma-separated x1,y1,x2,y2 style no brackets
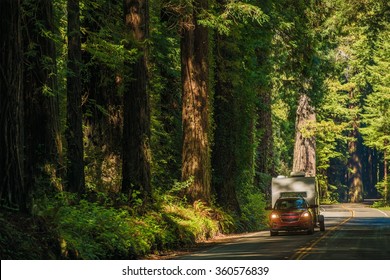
319,220,325,231
307,219,316,235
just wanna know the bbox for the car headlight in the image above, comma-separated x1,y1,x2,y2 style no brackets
271,213,279,219
301,212,310,218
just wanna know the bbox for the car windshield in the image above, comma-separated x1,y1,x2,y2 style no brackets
275,198,307,210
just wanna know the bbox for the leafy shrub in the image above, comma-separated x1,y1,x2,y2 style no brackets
239,192,268,231
32,188,232,259
372,200,390,209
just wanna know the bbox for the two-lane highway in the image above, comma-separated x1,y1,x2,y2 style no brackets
299,203,390,259
174,203,390,260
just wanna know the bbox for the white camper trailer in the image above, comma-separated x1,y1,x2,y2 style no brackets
268,173,325,235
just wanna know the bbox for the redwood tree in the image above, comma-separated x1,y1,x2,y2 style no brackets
292,93,317,176
122,0,152,203
23,0,63,192
212,28,241,214
66,0,85,193
81,1,123,193
0,0,26,211
180,0,211,204
347,88,363,202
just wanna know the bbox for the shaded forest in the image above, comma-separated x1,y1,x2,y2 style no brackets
0,0,389,259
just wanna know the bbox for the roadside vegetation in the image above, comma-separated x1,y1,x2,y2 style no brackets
1,182,267,259
372,201,390,211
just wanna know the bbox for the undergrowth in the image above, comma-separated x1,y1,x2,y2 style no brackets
372,200,390,210
1,173,271,260
0,188,237,260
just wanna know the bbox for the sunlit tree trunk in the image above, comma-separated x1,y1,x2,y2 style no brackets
180,0,211,204
122,0,151,203
348,137,363,202
347,90,363,203
0,0,27,211
292,93,316,177
66,0,85,193
384,149,388,204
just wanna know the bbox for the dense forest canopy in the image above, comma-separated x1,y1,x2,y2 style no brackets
0,0,389,259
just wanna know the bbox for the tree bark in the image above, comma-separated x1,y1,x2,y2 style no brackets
0,0,26,211
122,0,151,202
347,135,363,202
256,90,274,176
363,147,378,198
292,93,316,177
383,147,388,204
23,0,63,192
347,90,363,203
212,31,241,214
66,0,85,193
82,4,123,193
180,0,211,204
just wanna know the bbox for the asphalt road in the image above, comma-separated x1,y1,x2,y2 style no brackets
175,203,390,260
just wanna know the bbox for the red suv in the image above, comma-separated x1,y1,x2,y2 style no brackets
269,197,315,236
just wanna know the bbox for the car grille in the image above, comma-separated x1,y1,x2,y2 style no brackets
281,213,300,222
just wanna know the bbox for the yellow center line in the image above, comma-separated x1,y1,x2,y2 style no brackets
291,206,355,260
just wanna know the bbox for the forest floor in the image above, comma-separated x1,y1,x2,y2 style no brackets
0,210,61,259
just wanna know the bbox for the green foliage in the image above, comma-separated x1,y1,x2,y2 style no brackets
316,120,348,198
238,187,268,231
360,92,390,153
148,6,182,190
20,182,234,259
7,0,390,260
373,179,390,204
198,1,269,35
360,22,390,156
372,197,390,208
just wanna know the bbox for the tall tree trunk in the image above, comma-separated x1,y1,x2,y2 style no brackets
384,149,388,204
212,31,240,214
66,0,85,193
255,87,274,203
253,27,274,180
0,0,26,211
347,90,363,203
347,135,363,202
180,0,211,204
82,4,123,193
256,89,274,177
363,147,378,198
292,93,316,177
122,0,151,202
23,0,63,192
